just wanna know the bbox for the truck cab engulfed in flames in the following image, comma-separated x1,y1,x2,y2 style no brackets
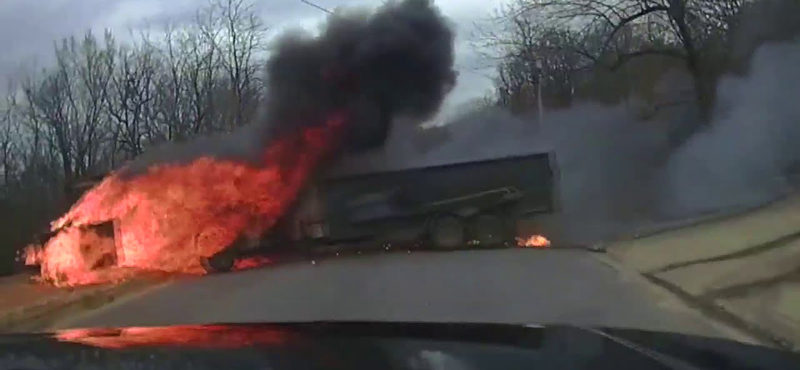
35,148,558,276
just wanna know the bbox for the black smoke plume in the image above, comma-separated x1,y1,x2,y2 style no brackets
263,0,457,150
124,0,456,174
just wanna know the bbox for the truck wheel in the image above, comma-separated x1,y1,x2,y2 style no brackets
429,215,466,250
201,250,235,273
470,213,510,247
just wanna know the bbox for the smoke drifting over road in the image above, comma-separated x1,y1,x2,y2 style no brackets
664,39,800,215
376,37,800,245
125,0,456,175
558,39,800,243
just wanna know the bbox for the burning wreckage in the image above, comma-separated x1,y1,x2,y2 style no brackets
22,0,558,286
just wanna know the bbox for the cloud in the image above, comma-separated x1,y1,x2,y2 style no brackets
0,0,121,78
0,0,502,110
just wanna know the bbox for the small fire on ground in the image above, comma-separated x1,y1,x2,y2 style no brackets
516,235,551,248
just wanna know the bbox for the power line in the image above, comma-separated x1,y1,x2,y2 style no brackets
299,0,332,14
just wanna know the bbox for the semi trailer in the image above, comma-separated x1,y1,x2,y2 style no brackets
204,151,558,272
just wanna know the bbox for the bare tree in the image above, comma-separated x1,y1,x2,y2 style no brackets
21,31,116,185
481,11,592,111
182,24,223,135
23,54,75,185
504,1,680,64
0,96,20,191
105,40,159,160
70,31,115,177
147,24,198,142
199,0,266,129
491,0,754,116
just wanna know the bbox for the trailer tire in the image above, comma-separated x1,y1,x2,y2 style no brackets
201,250,235,273
428,214,466,250
470,213,511,247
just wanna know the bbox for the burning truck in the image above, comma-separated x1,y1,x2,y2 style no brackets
21,0,556,286
59,150,559,274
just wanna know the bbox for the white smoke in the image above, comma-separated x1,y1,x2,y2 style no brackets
549,38,800,243
335,38,800,245
663,39,800,215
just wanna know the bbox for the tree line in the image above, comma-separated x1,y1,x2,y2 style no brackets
479,0,800,132
0,0,267,273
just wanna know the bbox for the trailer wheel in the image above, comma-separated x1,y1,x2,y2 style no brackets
470,213,510,247
201,250,235,273
429,215,466,250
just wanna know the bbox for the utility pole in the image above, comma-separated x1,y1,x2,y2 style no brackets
536,60,544,127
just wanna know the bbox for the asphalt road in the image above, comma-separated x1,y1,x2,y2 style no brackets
55,248,728,338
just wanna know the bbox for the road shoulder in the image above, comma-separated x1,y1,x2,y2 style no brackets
0,274,163,333
608,194,800,350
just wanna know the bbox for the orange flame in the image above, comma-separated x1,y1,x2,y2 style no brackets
28,114,346,287
516,235,551,248
234,256,273,270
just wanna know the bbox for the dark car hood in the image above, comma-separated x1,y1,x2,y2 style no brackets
1,322,798,369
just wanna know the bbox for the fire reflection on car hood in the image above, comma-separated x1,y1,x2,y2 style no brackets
0,322,798,370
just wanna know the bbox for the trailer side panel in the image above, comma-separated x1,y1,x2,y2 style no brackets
318,153,555,241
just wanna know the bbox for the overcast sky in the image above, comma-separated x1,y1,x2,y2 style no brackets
0,0,504,120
